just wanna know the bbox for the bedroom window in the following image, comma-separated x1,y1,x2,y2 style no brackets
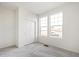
49,12,63,38
39,16,48,36
39,12,63,39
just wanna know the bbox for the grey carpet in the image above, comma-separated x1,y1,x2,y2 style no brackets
0,43,79,57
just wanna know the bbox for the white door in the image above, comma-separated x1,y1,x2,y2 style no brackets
24,20,35,45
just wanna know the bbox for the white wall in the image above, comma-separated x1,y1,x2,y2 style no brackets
39,3,79,53
0,7,16,48
17,8,37,47
0,6,38,48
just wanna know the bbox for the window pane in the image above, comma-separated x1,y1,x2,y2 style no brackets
40,23,47,26
41,26,47,31
50,12,63,26
50,26,62,36
40,16,47,26
41,31,47,36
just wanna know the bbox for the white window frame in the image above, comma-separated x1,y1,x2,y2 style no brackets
39,16,48,37
38,12,63,39
49,12,63,39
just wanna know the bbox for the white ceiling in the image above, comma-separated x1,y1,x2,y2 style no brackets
0,2,66,15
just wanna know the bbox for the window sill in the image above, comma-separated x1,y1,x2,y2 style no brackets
49,36,62,39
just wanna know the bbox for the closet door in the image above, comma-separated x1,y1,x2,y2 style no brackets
23,20,35,45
